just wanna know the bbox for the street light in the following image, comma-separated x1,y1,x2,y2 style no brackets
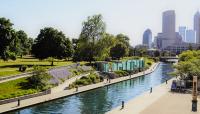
192,76,198,112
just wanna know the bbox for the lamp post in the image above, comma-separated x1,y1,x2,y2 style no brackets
192,76,198,112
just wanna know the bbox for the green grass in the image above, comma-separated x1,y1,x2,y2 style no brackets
0,78,38,100
0,56,88,77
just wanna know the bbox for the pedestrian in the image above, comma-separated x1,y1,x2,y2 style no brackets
107,78,109,83
121,101,124,109
150,87,152,93
76,86,78,92
17,99,20,106
109,79,111,83
166,79,168,84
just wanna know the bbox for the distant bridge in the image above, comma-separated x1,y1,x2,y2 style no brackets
160,56,179,63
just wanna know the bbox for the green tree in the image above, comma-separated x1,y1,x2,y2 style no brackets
95,33,115,60
16,30,32,56
47,57,55,66
128,46,135,56
115,33,130,56
74,14,106,63
0,17,15,60
188,44,193,50
32,27,73,59
110,43,127,60
27,67,52,90
173,50,200,80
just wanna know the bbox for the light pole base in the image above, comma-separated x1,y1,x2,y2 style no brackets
192,100,198,112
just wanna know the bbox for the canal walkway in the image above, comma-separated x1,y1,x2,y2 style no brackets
106,78,200,114
0,62,159,113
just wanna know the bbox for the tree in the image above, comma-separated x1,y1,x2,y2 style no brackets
74,14,106,63
47,57,55,66
110,43,127,60
172,50,200,80
0,17,15,60
16,30,32,56
188,44,193,50
128,46,135,56
32,27,73,59
94,33,115,60
116,34,130,46
27,66,52,90
115,33,130,56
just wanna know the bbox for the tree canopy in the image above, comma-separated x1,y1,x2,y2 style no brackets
32,27,73,59
173,50,200,80
73,14,106,62
110,43,127,60
0,17,15,60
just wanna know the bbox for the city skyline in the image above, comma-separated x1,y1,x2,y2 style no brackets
1,0,200,46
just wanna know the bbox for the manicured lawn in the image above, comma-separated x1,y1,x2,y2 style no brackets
0,78,38,100
0,56,88,77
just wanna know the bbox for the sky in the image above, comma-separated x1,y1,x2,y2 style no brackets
0,0,200,46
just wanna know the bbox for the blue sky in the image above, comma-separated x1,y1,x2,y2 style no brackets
1,0,200,46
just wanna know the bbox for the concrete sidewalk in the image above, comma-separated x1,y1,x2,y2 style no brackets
107,77,200,114
106,76,173,114
0,63,159,113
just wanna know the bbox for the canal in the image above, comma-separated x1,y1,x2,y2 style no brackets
9,63,173,114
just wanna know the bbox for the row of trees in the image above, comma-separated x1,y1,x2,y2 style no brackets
0,14,133,62
173,50,200,80
72,14,132,62
0,18,33,60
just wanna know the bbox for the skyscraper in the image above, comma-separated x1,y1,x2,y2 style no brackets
179,26,186,42
142,29,152,48
155,10,177,49
162,10,176,40
194,11,200,43
186,29,196,43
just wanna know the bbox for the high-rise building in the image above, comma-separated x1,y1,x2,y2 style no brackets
186,29,196,43
155,10,178,49
162,10,176,40
142,29,152,48
194,11,200,43
179,26,186,42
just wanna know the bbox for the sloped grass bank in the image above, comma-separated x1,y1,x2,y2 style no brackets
0,78,38,100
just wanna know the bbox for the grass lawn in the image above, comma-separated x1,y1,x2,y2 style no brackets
0,56,88,77
0,78,38,100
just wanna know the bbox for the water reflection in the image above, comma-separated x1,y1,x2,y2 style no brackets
9,63,173,114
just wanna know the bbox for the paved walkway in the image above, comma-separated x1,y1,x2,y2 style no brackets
107,78,200,114
0,72,33,83
0,63,159,113
141,92,200,114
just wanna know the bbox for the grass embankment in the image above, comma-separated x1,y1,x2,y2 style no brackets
0,56,88,77
69,73,103,89
0,78,38,100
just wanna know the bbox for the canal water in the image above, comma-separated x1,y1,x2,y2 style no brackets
9,63,173,114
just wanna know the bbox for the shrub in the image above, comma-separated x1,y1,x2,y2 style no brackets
70,73,102,88
9,52,17,61
19,65,28,72
114,70,129,77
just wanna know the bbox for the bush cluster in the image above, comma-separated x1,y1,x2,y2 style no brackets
114,70,129,77
69,73,102,89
